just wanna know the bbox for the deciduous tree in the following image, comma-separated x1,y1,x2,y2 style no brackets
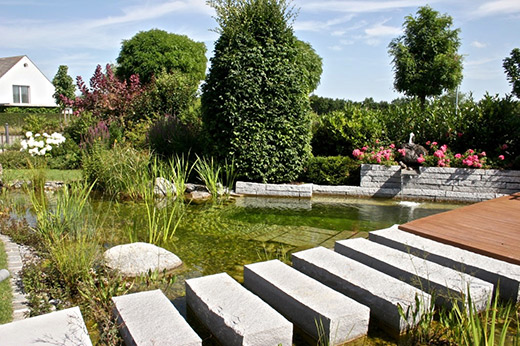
503,48,520,98
388,6,463,107
52,65,75,108
116,29,207,87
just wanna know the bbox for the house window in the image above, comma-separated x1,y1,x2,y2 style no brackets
13,85,30,104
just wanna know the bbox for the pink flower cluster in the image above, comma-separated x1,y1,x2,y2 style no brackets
352,142,396,165
456,149,487,168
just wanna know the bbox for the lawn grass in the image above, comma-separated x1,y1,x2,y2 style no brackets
3,169,83,183
0,240,12,324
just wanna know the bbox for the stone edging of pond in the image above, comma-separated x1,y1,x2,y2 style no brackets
236,164,520,202
0,234,30,321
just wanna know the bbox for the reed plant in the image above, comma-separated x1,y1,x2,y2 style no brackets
194,155,221,198
399,287,520,345
140,187,185,244
29,180,95,242
440,289,519,346
82,144,151,199
48,235,100,290
169,154,193,199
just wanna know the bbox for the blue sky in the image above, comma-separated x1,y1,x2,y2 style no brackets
1,0,519,101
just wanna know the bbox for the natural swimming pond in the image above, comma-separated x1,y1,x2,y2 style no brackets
84,195,463,297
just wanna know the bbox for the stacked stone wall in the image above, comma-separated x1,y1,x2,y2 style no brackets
235,165,520,202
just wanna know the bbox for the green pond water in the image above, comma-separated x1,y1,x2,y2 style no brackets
89,195,463,298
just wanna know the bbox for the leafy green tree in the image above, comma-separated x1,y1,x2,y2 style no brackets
202,0,311,183
52,65,75,108
116,29,207,86
503,48,520,98
295,40,322,94
388,6,463,107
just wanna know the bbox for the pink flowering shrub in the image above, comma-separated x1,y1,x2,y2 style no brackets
353,140,508,169
423,142,489,168
352,140,397,166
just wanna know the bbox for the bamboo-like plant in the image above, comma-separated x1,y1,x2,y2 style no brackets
194,155,221,198
169,154,194,199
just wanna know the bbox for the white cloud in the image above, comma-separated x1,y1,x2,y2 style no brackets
301,0,436,13
364,21,401,37
471,0,520,18
294,15,355,32
329,45,344,51
87,0,212,28
471,41,487,48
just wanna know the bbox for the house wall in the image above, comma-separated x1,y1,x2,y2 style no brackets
0,56,57,107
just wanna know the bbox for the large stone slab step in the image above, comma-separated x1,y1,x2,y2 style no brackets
370,224,520,302
186,272,293,346
0,306,92,345
112,289,201,346
335,238,494,312
244,259,370,345
292,247,431,335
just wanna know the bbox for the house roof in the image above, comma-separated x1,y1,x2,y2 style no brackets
0,56,25,79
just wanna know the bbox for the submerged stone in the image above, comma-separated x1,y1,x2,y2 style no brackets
104,242,182,277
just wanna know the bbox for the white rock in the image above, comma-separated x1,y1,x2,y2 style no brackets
104,242,182,277
154,177,176,197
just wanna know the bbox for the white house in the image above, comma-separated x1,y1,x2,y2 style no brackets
0,55,57,108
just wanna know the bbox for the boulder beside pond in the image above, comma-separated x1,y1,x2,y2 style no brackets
154,177,176,197
104,242,182,277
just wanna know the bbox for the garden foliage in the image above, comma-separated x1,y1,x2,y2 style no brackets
116,29,207,86
202,0,313,183
312,95,520,168
389,6,463,106
52,65,75,108
62,64,145,126
503,48,520,98
300,156,360,185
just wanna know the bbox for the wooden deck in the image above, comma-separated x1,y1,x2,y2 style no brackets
399,193,520,265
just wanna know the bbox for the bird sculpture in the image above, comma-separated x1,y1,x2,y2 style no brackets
399,132,428,168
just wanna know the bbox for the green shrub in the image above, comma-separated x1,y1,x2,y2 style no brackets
0,150,33,169
148,115,202,157
301,156,360,185
311,104,385,157
21,114,63,134
202,0,312,183
0,106,59,114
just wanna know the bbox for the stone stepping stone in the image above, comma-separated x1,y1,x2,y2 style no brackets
0,306,92,345
104,242,182,277
112,289,201,346
335,238,494,312
292,247,431,335
370,224,520,302
186,272,293,346
244,259,370,345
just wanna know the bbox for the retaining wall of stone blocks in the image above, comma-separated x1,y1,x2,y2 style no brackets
235,164,520,202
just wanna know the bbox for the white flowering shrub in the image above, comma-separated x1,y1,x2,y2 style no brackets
20,131,66,156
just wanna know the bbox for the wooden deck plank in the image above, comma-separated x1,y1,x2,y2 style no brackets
399,193,520,265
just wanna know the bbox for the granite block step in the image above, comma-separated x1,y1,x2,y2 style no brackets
0,306,92,346
335,238,494,312
292,247,431,335
112,289,201,346
186,272,293,346
370,225,520,302
244,260,370,345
